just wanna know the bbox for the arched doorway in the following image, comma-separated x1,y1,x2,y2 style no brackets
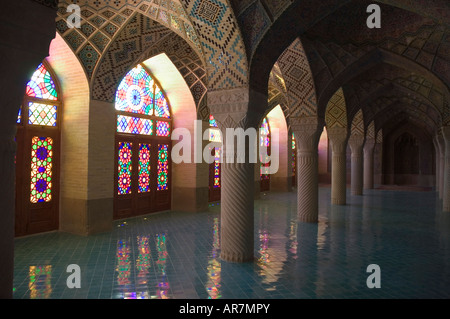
15,61,61,236
114,64,172,219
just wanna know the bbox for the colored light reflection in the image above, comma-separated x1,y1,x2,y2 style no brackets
29,265,52,299
206,217,222,299
156,233,170,299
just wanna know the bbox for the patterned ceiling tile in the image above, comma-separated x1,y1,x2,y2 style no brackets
112,14,127,25
78,43,100,78
80,22,96,38
91,13,173,100
277,38,318,118
102,22,119,37
367,121,375,139
55,19,69,35
261,0,292,19
238,1,271,55
181,0,249,89
351,109,364,136
325,88,348,128
90,31,110,51
90,15,107,27
64,29,85,51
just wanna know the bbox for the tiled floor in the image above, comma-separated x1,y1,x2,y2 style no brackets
13,187,450,299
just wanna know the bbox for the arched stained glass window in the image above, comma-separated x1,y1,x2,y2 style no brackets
26,63,58,101
19,62,61,127
114,63,172,219
16,61,61,237
116,64,154,115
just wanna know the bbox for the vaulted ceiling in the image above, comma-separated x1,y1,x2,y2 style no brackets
49,0,449,136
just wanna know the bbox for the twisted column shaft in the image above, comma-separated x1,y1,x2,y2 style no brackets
292,119,322,223
437,134,445,200
433,136,440,194
364,139,376,190
349,135,364,195
328,127,348,205
442,127,450,212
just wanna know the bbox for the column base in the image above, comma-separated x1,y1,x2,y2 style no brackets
220,251,254,263
60,197,113,235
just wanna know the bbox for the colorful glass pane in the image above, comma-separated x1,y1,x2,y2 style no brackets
260,117,270,180
260,117,270,147
209,128,221,143
156,121,170,137
213,148,220,188
17,108,21,124
115,65,154,115
118,142,132,195
117,115,153,135
209,115,218,128
157,144,169,191
26,63,58,101
292,133,296,177
28,102,57,126
138,144,151,193
154,86,171,119
30,136,53,203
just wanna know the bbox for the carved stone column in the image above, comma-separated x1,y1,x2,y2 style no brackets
208,88,263,262
442,127,450,212
291,117,322,223
349,134,364,195
437,133,445,200
364,138,376,190
328,127,348,205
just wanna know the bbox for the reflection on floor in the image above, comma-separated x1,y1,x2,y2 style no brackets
13,187,450,299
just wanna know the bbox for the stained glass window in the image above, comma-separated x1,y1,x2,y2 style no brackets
209,114,218,128
17,108,22,124
117,115,153,135
260,117,270,147
115,65,154,115
118,142,132,195
260,117,270,180
213,148,220,188
26,63,58,101
157,144,169,191
28,102,58,126
30,136,53,203
209,115,221,189
292,133,296,178
156,121,170,137
138,144,151,193
209,115,221,143
154,86,171,119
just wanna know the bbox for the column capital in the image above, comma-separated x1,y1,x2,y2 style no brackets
441,126,450,142
348,134,365,152
208,87,266,130
327,126,348,153
291,117,323,153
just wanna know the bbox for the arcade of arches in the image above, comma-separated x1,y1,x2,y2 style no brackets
0,0,449,298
